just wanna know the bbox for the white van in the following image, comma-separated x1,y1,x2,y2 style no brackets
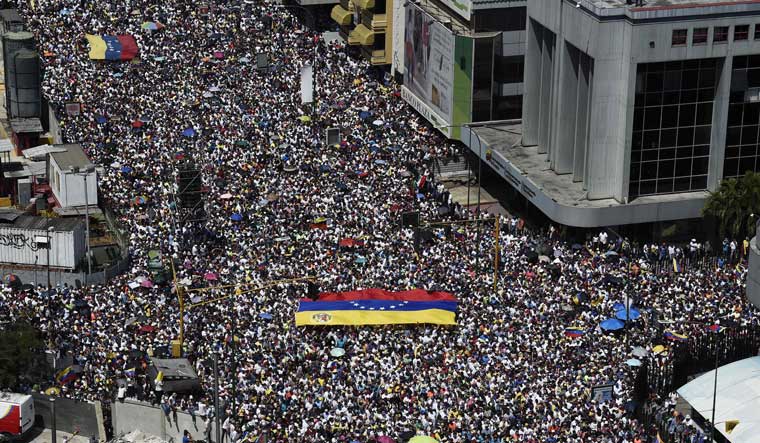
0,393,34,437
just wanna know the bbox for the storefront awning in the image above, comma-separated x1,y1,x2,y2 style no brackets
330,5,352,26
355,0,375,9
352,24,374,46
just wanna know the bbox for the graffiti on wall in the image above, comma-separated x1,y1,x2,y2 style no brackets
0,233,42,251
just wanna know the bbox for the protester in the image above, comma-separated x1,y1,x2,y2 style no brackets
2,1,757,442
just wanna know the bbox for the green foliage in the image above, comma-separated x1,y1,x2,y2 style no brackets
0,322,46,390
703,171,760,238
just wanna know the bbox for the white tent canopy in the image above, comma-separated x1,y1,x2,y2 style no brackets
677,356,760,443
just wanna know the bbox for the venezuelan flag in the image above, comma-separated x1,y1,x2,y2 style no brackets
85,34,139,61
564,326,586,339
295,289,457,326
707,324,726,333
664,330,688,342
55,366,78,385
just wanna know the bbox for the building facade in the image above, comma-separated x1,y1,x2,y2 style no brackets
462,0,760,227
398,0,527,139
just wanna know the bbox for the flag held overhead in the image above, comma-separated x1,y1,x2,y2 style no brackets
86,34,139,61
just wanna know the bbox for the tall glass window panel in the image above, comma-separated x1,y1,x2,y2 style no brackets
629,59,718,199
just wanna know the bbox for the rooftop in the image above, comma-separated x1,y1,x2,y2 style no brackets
590,0,760,8
49,144,93,171
576,0,760,19
11,215,84,232
677,356,760,443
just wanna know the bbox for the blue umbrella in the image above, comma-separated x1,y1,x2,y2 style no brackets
600,318,625,331
358,111,371,120
230,213,243,221
121,166,133,174
259,312,273,320
615,307,641,321
96,115,107,124
182,128,196,137
374,159,387,165
416,193,425,200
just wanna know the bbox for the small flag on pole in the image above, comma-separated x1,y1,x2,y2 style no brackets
726,420,739,434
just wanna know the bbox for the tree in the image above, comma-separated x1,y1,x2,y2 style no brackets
703,171,760,239
0,322,46,390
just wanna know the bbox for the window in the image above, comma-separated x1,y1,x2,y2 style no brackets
693,28,708,45
672,29,687,46
474,6,526,32
755,24,760,40
724,56,760,179
714,26,729,43
629,59,719,199
494,55,524,84
735,25,750,41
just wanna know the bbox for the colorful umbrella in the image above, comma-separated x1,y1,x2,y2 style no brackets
121,166,133,174
140,279,154,288
376,437,395,443
330,347,346,357
220,193,233,200
182,128,196,137
600,318,625,331
230,213,243,221
408,437,438,443
615,307,641,321
131,120,144,128
297,115,311,122
203,272,218,281
259,313,273,320
134,196,148,205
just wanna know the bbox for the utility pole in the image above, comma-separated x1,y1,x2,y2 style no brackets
710,333,720,443
50,397,57,443
213,353,221,443
47,226,52,290
493,216,499,291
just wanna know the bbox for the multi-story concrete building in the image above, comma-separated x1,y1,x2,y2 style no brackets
398,0,527,139
463,0,760,227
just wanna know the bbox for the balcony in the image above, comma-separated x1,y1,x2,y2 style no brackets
351,24,374,46
330,5,352,26
361,10,387,31
355,0,375,9
361,47,388,65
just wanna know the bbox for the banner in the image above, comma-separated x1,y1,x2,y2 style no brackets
85,34,139,61
300,64,313,104
296,289,457,326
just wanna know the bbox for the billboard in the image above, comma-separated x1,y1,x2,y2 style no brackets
404,6,456,123
403,4,473,139
440,0,472,20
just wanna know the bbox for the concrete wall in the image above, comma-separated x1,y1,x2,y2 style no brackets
112,399,216,443
32,393,101,440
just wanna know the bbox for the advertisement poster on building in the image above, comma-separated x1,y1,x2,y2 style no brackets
440,0,472,20
404,6,455,123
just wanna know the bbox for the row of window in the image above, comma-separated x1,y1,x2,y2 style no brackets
671,24,759,47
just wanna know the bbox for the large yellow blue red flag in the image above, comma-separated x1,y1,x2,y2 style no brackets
85,34,139,61
295,288,457,326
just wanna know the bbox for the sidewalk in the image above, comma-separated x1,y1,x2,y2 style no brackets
21,428,91,443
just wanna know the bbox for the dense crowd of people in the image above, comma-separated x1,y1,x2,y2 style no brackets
1,0,757,442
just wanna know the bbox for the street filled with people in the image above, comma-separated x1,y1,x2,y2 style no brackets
1,0,758,442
